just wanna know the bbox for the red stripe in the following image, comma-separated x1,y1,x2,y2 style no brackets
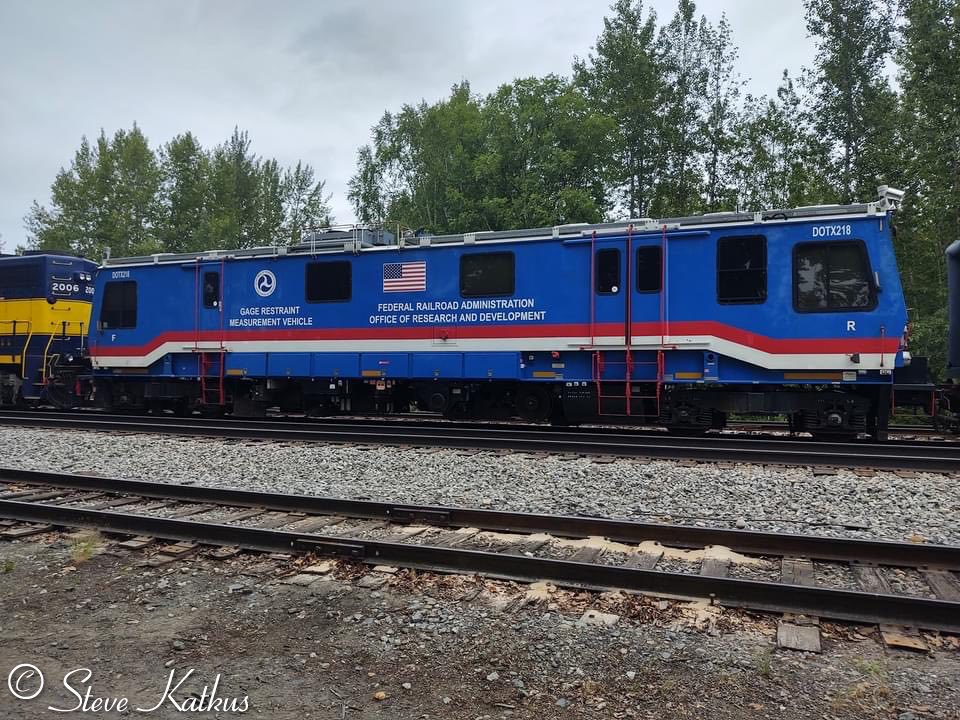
90,321,900,358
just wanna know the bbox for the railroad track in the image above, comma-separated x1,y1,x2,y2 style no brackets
1,467,959,636
2,410,960,473
728,419,946,437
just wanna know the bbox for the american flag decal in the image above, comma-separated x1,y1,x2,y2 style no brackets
382,261,427,292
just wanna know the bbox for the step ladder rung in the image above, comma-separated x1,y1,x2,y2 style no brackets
199,350,226,406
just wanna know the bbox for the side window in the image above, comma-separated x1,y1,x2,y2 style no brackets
717,236,766,304
306,261,351,302
636,246,662,293
794,241,875,312
100,281,137,329
460,252,515,297
0,264,41,294
202,272,220,308
595,248,620,294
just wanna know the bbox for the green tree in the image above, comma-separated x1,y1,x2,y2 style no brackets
894,0,960,377
574,0,663,218
729,72,835,210
652,0,711,216
349,82,486,234
475,76,612,228
701,13,744,210
26,125,161,258
282,161,333,243
804,0,897,203
349,79,611,233
158,132,209,253
28,125,333,257
348,145,387,226
206,128,261,248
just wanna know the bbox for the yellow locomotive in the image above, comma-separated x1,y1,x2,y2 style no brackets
0,252,97,406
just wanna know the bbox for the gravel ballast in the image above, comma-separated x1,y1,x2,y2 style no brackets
3,426,958,545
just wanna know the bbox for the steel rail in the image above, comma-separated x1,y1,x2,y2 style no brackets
728,419,942,435
0,412,958,472
1,497,958,632
1,409,955,448
2,467,958,569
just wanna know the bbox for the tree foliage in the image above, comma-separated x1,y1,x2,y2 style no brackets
574,0,663,218
348,78,612,234
804,0,898,203
728,73,835,210
894,0,960,374
27,126,332,256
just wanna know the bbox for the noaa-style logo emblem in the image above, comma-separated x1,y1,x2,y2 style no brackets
254,270,276,297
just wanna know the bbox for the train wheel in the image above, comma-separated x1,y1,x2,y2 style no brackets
172,398,194,417
200,404,226,418
516,386,551,422
442,401,470,420
46,376,79,410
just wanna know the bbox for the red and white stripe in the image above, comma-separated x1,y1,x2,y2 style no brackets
90,321,900,372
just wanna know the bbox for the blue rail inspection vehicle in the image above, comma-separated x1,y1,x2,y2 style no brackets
78,186,931,440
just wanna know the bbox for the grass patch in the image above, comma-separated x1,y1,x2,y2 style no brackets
70,531,103,564
1,559,14,573
830,680,892,714
754,647,774,677
851,657,888,681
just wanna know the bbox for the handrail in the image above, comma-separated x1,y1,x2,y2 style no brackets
0,320,31,335
20,327,33,378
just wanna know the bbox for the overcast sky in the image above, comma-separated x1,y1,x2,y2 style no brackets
0,1,814,249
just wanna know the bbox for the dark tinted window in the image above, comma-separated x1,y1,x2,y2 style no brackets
636,246,662,293
596,249,620,294
717,236,766,303
203,272,220,308
460,252,515,297
794,241,874,312
306,261,351,302
100,281,137,329
0,263,42,295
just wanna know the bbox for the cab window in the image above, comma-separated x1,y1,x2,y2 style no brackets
794,241,875,312
100,281,137,329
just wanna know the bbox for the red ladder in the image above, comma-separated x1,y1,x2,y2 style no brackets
199,351,225,406
591,224,664,418
593,349,663,418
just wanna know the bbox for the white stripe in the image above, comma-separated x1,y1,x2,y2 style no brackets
92,334,895,373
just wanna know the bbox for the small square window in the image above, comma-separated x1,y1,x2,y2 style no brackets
717,236,766,304
306,261,351,302
460,253,515,297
